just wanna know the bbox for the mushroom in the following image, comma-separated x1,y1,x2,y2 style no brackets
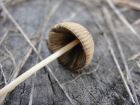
0,22,94,96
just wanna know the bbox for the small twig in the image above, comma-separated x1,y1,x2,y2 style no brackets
136,59,140,68
0,64,7,85
94,13,135,103
113,0,140,10
104,33,135,104
4,46,16,69
0,30,9,46
106,0,140,41
0,49,9,63
4,0,26,6
103,4,140,105
132,18,140,26
9,39,40,81
129,53,140,61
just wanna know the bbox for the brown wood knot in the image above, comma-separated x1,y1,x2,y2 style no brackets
48,22,94,71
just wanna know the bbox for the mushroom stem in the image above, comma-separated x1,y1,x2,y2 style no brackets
0,39,79,96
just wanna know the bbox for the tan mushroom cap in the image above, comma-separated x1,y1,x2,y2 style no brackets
48,22,94,71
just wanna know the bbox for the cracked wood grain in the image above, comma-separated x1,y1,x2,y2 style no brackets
0,1,75,105
0,0,140,104
103,6,139,105
103,32,135,104
0,39,40,105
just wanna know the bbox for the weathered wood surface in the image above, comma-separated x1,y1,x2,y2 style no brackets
0,0,140,105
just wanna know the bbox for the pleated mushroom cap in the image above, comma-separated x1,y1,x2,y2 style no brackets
48,22,94,71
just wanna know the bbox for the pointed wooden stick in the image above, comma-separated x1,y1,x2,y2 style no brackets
0,39,79,96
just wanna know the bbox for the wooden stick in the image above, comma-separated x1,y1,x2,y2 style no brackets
0,39,79,96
